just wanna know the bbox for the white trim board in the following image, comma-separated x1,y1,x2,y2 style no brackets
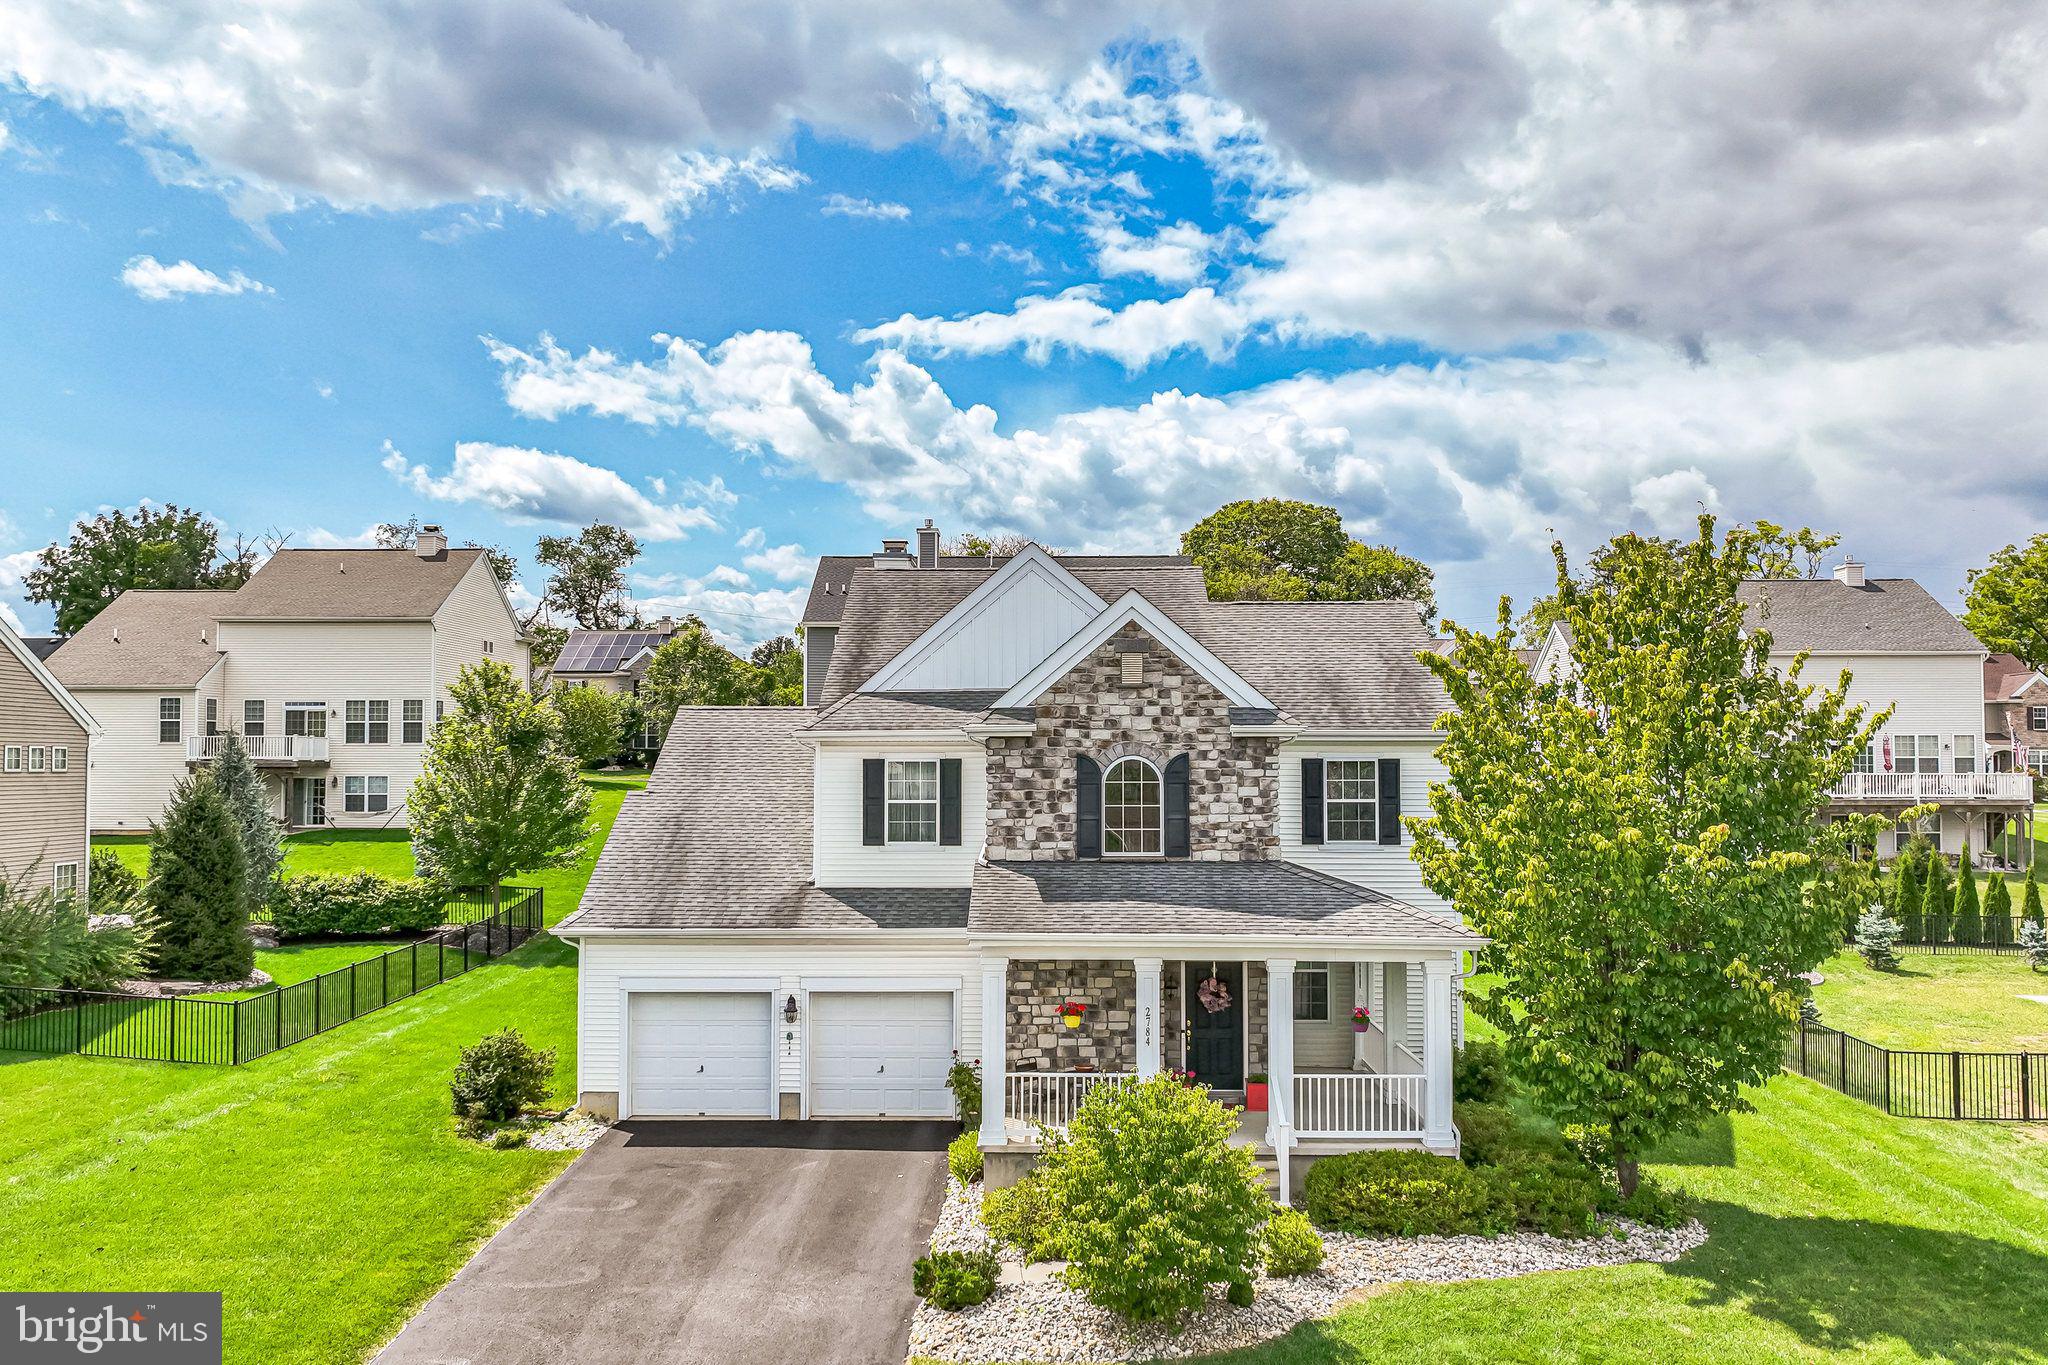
995,590,1278,712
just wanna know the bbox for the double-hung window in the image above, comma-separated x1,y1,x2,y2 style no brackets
402,699,425,743
27,746,44,772
366,700,389,744
1894,734,1940,774
158,697,182,743
2,745,20,772
2032,705,2048,732
284,703,325,738
1102,757,1162,855
343,775,389,814
345,701,367,744
1849,743,1876,774
1292,962,1330,1021
205,697,219,735
1324,759,1379,841
52,746,68,771
1954,734,1977,775
243,700,266,738
53,862,79,899
885,759,939,844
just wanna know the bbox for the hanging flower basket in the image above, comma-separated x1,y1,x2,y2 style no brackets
1057,999,1087,1029
1352,1005,1372,1034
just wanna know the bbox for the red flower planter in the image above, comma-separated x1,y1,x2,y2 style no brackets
1244,1080,1269,1112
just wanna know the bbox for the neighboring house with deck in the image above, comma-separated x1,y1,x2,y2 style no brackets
0,618,98,898
562,525,1483,1197
45,526,528,834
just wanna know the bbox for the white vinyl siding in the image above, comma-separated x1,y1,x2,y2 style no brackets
1279,737,1452,917
1292,961,1359,1070
812,744,984,888
71,686,204,831
431,556,530,699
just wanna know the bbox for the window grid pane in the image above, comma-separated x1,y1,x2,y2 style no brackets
1293,965,1330,1021
885,760,940,843
1325,759,1378,842
1103,758,1161,855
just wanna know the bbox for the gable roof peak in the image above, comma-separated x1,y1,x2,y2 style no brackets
994,588,1279,712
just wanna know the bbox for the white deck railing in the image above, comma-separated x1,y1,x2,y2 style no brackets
1294,1072,1427,1138
1831,772,2033,802
186,733,330,763
1005,1071,1134,1130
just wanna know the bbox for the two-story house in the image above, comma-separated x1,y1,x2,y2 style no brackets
561,530,1483,1194
550,622,679,755
1532,558,2033,861
1985,652,2048,776
46,527,529,833
0,617,98,897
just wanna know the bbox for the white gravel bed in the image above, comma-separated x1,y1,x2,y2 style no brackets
525,1110,611,1151
911,1180,1706,1363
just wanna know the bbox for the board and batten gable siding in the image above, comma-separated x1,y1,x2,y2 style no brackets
431,556,531,697
869,564,1101,692
1278,736,1451,918
215,618,436,828
812,743,985,887
74,686,206,831
573,936,981,1100
0,647,90,886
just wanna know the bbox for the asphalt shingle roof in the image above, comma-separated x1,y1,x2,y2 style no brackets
45,590,230,688
969,861,1479,942
1736,578,1984,653
800,690,1005,732
1984,653,2043,701
1178,600,1450,729
215,547,486,620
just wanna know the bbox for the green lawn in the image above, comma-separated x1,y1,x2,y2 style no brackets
5,771,646,1364
1812,948,2048,1052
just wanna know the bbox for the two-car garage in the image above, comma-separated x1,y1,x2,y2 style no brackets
621,985,956,1120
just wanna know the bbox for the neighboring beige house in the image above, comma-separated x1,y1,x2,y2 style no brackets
550,624,678,755
46,527,529,834
0,617,99,898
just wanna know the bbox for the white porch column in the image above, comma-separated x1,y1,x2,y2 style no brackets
978,955,1009,1146
1134,957,1164,1079
1422,957,1456,1149
1264,959,1296,1148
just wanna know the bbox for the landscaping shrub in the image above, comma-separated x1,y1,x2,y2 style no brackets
2024,867,2045,930
147,771,252,982
1480,1155,1604,1238
1921,858,1951,941
911,1249,1000,1311
2019,921,2048,972
1952,851,1982,944
1037,1075,1270,1322
1225,1278,1255,1308
86,849,143,912
65,908,157,993
211,732,283,918
450,1028,557,1124
1855,904,1903,972
1892,853,1924,943
1452,1039,1508,1103
979,1169,1066,1263
946,1055,982,1130
1302,1150,1509,1237
1602,1173,1697,1229
1259,1206,1325,1276
1986,873,2014,944
1453,1100,1571,1167
0,867,148,998
269,873,445,938
947,1130,983,1184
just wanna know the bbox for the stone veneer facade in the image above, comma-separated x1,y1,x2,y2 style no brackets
1006,957,1277,1079
983,622,1280,860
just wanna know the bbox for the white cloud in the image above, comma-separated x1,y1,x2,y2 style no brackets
856,286,1247,368
737,526,766,550
1087,219,1226,285
119,254,271,301
629,569,806,648
742,540,813,583
314,381,335,400
380,439,718,541
821,193,909,220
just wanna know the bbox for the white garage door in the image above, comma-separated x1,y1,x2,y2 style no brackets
808,991,954,1117
627,992,772,1117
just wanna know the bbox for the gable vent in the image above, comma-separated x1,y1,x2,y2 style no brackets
1119,651,1145,686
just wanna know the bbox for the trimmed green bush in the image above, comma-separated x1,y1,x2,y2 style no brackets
1454,1100,1571,1167
1452,1039,1508,1103
2023,867,2045,929
980,1169,1065,1263
1038,1075,1270,1322
1225,1277,1255,1308
268,873,445,938
1893,853,1924,942
911,1249,999,1311
1303,1150,1509,1237
1259,1206,1325,1277
1481,1155,1604,1237
1855,904,1903,972
947,1130,983,1184
450,1028,556,1124
87,849,143,912
1953,851,1982,944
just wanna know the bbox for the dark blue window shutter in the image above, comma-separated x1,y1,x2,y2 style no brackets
1377,758,1402,844
1076,755,1102,860
1301,757,1325,845
940,758,963,846
1164,754,1191,858
863,758,885,846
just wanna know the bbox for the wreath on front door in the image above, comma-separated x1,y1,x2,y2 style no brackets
1196,974,1233,1014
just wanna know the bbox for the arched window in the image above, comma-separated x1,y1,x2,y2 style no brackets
1102,757,1162,856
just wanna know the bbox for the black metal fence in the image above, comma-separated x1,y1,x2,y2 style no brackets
1898,912,2041,954
1784,1018,2045,1121
0,887,542,1066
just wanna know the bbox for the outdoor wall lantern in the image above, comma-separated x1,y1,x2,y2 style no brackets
783,994,800,1024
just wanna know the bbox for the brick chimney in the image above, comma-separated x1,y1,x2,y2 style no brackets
1834,558,1866,589
415,523,448,558
916,519,940,569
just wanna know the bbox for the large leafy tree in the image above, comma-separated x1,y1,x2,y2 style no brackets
148,771,253,981
550,683,629,766
1963,533,2048,672
637,618,760,736
1180,499,1435,619
27,504,264,635
209,732,283,920
408,660,591,905
1411,517,1883,1195
535,523,641,629
750,635,804,705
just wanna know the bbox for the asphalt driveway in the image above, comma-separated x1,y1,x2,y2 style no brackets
375,1119,954,1365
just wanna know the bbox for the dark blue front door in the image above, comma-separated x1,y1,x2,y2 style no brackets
1186,962,1243,1088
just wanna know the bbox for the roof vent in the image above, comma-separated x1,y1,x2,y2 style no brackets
416,524,448,558
1834,558,1866,589
873,538,913,570
916,519,940,570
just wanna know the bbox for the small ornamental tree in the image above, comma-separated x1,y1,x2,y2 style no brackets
1921,856,1951,944
2023,867,2045,929
2018,920,2048,972
148,771,253,981
1893,852,1924,944
1040,1076,1270,1321
1411,518,1884,1196
1855,904,1903,972
1985,873,2014,946
409,660,592,908
210,731,283,919
1953,850,1983,945
551,683,628,768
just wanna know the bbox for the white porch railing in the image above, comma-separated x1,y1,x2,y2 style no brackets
1294,1072,1428,1138
1006,1071,1134,1130
185,733,330,763
1831,772,2033,802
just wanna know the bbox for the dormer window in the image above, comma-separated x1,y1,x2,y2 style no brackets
1102,757,1162,856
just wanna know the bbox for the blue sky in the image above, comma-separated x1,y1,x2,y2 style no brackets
2,4,2043,643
